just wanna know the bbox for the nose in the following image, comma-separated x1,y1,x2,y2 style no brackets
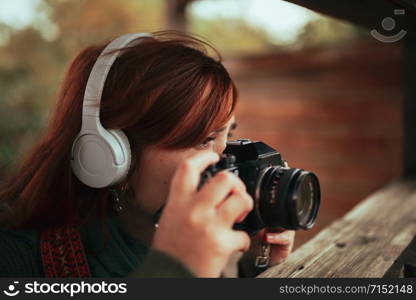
215,138,228,155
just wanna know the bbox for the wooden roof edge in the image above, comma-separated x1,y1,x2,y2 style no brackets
282,0,416,36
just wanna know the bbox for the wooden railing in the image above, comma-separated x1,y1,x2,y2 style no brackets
257,179,416,278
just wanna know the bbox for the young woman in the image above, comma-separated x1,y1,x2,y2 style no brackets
0,31,295,278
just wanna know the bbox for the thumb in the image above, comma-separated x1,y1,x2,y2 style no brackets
232,231,251,252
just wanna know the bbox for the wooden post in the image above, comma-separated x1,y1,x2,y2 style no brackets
165,0,191,32
403,35,416,177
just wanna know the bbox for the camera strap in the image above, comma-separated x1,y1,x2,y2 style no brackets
40,223,92,277
254,241,271,275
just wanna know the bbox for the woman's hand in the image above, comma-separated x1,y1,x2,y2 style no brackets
151,150,254,278
263,228,295,265
239,227,295,276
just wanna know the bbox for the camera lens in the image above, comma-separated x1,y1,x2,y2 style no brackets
256,167,320,230
292,172,319,228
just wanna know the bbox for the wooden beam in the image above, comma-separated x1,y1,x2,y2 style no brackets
282,0,416,37
392,0,416,14
257,180,416,277
403,36,416,177
165,0,193,32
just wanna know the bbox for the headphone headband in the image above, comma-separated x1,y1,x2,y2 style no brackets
82,32,152,131
71,32,152,188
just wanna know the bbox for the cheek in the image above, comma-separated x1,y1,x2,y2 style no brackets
155,149,196,188
157,157,179,187
132,146,199,210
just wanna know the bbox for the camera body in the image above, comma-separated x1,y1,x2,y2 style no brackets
199,139,320,236
152,139,320,236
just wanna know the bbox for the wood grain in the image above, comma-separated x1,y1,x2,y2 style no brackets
257,179,416,278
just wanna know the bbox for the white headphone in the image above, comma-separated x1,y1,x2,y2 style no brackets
70,33,152,188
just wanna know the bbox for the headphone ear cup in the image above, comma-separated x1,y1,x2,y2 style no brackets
70,129,131,188
71,33,150,189
108,128,131,178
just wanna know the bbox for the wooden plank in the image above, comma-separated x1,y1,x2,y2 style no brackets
384,235,416,277
257,180,416,277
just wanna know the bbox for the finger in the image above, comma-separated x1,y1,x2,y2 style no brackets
229,230,251,252
170,150,220,199
266,231,294,245
197,170,246,208
216,189,253,226
269,247,292,265
265,227,286,234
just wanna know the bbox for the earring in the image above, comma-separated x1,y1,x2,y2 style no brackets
110,187,123,213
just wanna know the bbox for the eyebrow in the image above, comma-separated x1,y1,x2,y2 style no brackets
213,122,237,133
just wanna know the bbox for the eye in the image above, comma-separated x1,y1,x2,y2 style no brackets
196,136,216,150
201,136,216,145
227,132,234,139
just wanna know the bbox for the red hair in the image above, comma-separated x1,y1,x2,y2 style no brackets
0,31,238,233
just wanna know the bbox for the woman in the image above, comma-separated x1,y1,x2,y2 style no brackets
0,31,295,278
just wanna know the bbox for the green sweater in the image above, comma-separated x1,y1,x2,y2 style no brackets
0,210,195,278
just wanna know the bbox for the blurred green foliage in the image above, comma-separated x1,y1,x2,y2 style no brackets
0,0,166,176
0,0,364,177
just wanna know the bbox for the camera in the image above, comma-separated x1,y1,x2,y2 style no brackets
152,139,320,236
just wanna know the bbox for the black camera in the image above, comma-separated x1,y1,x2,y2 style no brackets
153,139,320,236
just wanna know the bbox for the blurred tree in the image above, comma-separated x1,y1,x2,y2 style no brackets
0,0,165,176
0,0,366,177
296,17,368,48
189,15,279,56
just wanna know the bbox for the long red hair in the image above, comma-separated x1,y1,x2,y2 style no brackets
0,31,238,234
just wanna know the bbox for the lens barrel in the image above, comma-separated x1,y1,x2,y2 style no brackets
258,167,320,230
